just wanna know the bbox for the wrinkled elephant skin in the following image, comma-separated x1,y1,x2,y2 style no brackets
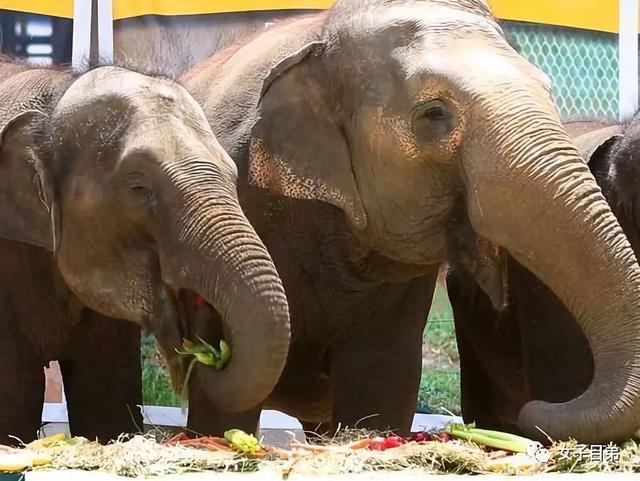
0,61,289,443
448,117,640,436
181,0,640,442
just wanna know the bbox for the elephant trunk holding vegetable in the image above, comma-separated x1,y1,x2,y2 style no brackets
180,0,640,442
449,115,640,439
0,62,289,442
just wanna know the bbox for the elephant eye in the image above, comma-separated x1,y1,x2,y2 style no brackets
415,100,448,122
412,99,455,142
125,172,154,201
420,100,448,121
130,184,152,196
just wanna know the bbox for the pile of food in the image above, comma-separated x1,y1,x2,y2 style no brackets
1,425,639,477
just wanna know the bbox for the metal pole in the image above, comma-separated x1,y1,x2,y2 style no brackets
71,0,92,70
619,0,639,121
97,0,114,63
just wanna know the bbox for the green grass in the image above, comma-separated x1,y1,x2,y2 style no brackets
420,283,461,415
141,335,185,407
139,282,462,415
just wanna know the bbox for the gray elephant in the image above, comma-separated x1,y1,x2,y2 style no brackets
111,11,307,77
0,59,289,443
448,116,640,437
177,0,640,443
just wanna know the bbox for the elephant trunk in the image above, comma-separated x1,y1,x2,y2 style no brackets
464,87,640,442
164,166,290,412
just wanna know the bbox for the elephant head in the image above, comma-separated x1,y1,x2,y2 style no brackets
592,118,640,254
245,0,640,441
0,66,290,412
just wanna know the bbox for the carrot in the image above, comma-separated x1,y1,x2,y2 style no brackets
164,432,189,445
165,433,268,455
210,437,229,445
180,440,210,449
349,438,372,450
201,439,233,452
179,438,233,452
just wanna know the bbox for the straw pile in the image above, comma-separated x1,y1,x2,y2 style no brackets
1,430,640,477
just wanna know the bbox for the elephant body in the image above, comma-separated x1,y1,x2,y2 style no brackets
0,59,290,443
181,0,640,442
0,63,141,443
0,239,142,443
448,118,638,434
189,194,438,430
111,11,309,77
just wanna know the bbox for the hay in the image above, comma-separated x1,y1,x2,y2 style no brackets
545,440,640,473
21,432,534,477
29,435,257,477
2,430,639,477
281,441,491,476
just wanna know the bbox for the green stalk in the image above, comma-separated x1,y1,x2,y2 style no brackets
445,423,539,453
465,428,540,445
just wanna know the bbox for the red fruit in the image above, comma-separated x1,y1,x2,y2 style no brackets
368,435,406,451
368,436,386,451
383,436,405,449
434,432,453,443
410,432,433,443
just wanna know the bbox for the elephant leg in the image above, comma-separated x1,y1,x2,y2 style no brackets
0,338,44,445
447,265,529,433
60,310,143,442
329,274,436,435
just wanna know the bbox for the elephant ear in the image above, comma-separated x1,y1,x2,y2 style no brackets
248,42,367,230
0,110,58,251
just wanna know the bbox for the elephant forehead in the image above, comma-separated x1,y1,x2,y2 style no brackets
53,66,214,135
420,0,493,17
358,2,498,39
55,66,187,115
414,36,551,95
345,5,506,79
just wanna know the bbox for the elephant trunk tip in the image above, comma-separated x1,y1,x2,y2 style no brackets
517,348,640,443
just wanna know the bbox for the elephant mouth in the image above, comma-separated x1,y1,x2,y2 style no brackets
166,286,227,387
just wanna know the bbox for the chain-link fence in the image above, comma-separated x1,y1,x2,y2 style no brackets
504,21,620,121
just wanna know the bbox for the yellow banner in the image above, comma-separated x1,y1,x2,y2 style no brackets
490,0,619,34
0,0,627,33
114,0,333,19
0,0,73,18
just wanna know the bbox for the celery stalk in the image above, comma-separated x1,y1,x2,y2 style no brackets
445,423,540,453
464,427,540,445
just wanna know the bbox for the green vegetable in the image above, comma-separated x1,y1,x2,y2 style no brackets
445,422,540,453
224,429,261,455
176,337,231,369
175,337,231,395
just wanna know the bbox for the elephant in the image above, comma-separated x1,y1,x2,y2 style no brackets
447,116,640,437
0,250,144,444
110,11,310,77
0,59,290,444
178,0,640,442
